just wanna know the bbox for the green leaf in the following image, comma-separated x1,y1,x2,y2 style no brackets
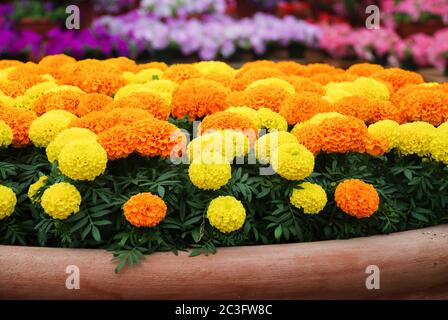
274,225,282,240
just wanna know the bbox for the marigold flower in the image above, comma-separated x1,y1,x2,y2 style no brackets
0,105,37,147
76,93,114,117
397,122,436,156
245,78,295,95
271,143,315,180
97,125,135,160
38,54,76,78
199,111,258,144
24,81,58,101
353,77,390,101
0,120,13,148
0,185,16,220
226,91,244,107
58,139,108,181
114,91,170,120
132,118,185,158
162,64,201,84
194,61,235,77
430,131,448,165
335,179,379,219
40,182,81,220
123,192,167,228
368,120,400,151
276,61,307,76
299,63,344,77
292,123,321,155
255,131,298,163
144,79,179,95
226,106,261,128
280,93,329,125
231,67,285,91
370,68,424,93
46,128,97,163
333,96,372,122
311,72,357,85
29,113,74,148
290,182,327,214
123,69,163,84
188,153,231,190
257,108,288,132
362,134,390,157
400,89,448,126
242,83,293,112
237,60,279,75
105,57,138,72
202,73,234,87
7,66,47,89
0,80,25,98
207,196,246,233
278,75,324,95
346,63,384,77
28,176,48,203
172,78,230,120
32,90,85,116
0,60,23,69
368,100,403,123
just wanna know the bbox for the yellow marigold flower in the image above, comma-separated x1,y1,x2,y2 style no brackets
24,81,58,100
0,185,17,220
255,131,298,163
353,77,390,101
29,113,74,148
271,142,315,180
58,139,107,181
144,79,179,95
114,84,171,106
12,95,33,110
397,122,436,157
123,192,167,228
291,112,344,134
245,77,295,95
368,120,400,151
429,131,448,165
194,61,236,77
226,106,261,128
123,68,163,84
40,182,81,220
46,128,97,163
188,152,231,190
323,88,353,103
0,120,13,148
188,130,249,162
257,108,288,132
290,182,327,214
28,176,48,203
207,196,246,233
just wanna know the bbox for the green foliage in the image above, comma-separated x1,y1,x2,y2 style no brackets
1,119,447,272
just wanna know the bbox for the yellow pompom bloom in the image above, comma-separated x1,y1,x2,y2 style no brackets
124,69,163,84
207,196,246,233
255,131,298,163
46,128,97,163
28,176,48,203
397,122,436,157
353,77,390,100
58,139,108,181
257,108,288,132
0,120,13,148
368,120,400,151
144,79,179,94
194,61,235,77
25,81,58,100
430,131,448,165
42,109,77,120
40,182,81,220
290,182,327,214
189,130,249,162
271,142,315,180
226,106,261,128
0,185,17,220
188,152,231,190
246,77,295,95
29,113,74,148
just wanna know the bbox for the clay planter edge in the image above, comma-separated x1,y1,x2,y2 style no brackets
1,224,448,300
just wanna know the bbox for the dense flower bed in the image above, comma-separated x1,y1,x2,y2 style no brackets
0,56,447,272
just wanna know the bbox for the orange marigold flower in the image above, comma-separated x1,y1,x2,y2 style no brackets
202,73,234,87
32,90,85,116
231,67,285,91
76,93,114,117
310,72,357,85
226,90,245,107
293,123,322,155
138,61,168,71
370,68,424,93
132,118,185,157
276,61,307,76
123,192,167,227
58,60,125,96
96,125,135,160
38,54,76,78
298,63,344,77
399,89,448,126
362,134,389,157
69,111,119,134
105,57,138,72
318,116,368,153
7,70,46,89
199,111,258,144
368,100,403,124
171,78,230,120
114,91,171,120
0,60,23,69
334,179,379,219
162,64,201,84
278,76,324,95
280,93,329,125
0,80,25,98
333,96,372,122
0,105,37,147
242,84,293,112
346,63,384,77
109,108,155,127
237,60,279,76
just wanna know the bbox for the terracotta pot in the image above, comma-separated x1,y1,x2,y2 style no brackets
1,225,447,300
